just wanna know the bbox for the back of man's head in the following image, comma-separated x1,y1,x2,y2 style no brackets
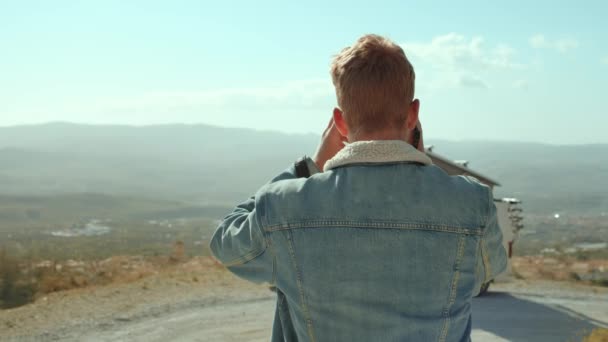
331,34,415,136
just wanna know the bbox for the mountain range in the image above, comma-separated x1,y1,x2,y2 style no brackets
1,123,606,216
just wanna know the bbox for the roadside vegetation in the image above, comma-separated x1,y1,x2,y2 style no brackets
584,328,608,342
0,193,224,309
2,191,607,311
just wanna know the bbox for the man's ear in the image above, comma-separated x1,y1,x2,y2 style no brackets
405,99,420,130
333,107,349,138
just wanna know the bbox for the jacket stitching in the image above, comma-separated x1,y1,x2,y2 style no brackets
266,221,483,235
260,193,277,286
474,237,483,291
439,234,466,342
266,237,277,286
482,188,494,282
221,247,266,267
285,230,316,342
481,237,492,282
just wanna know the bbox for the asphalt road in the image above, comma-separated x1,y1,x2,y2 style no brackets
78,288,607,342
471,291,605,341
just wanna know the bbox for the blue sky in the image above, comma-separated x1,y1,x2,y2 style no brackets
1,0,607,144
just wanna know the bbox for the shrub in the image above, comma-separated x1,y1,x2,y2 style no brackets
0,249,36,309
591,279,608,287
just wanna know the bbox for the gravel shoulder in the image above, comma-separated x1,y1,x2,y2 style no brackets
1,268,607,342
0,262,272,341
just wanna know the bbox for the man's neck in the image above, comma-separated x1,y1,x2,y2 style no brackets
349,131,407,142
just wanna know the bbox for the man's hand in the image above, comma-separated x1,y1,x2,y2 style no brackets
313,118,347,171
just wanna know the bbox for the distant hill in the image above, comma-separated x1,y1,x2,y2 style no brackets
425,140,608,215
1,123,606,215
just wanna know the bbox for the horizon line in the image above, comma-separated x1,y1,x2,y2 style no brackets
0,121,606,146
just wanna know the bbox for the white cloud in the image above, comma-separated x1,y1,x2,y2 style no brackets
403,33,522,71
458,75,489,89
401,33,521,90
529,34,547,49
555,38,579,53
513,79,529,89
105,79,334,111
529,34,579,53
98,35,524,115
68,79,337,132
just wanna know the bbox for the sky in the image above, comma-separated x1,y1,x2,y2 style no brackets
1,0,607,144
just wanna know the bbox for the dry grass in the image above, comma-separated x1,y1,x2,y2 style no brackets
584,328,608,342
1,240,222,309
32,254,219,297
511,256,608,286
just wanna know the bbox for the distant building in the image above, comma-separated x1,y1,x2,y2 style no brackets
573,242,608,251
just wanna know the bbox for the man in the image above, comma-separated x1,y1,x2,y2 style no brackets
210,34,506,342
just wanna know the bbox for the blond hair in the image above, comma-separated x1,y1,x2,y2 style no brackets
330,34,415,135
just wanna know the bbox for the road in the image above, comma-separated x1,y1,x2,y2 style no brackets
78,287,608,342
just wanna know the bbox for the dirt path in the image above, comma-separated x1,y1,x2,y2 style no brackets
76,281,608,342
2,270,607,342
77,281,608,342
80,298,275,342
0,263,272,342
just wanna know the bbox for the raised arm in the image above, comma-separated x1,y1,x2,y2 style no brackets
210,117,343,283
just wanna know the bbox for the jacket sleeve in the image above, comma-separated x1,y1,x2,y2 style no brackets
209,160,318,284
475,190,508,292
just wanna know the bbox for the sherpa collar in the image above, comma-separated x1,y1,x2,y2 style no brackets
324,140,433,171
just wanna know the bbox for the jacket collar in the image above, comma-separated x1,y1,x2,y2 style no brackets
324,140,433,171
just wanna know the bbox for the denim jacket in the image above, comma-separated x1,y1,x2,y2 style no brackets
210,140,507,342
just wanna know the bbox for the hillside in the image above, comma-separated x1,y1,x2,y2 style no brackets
0,123,606,312
1,123,607,215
